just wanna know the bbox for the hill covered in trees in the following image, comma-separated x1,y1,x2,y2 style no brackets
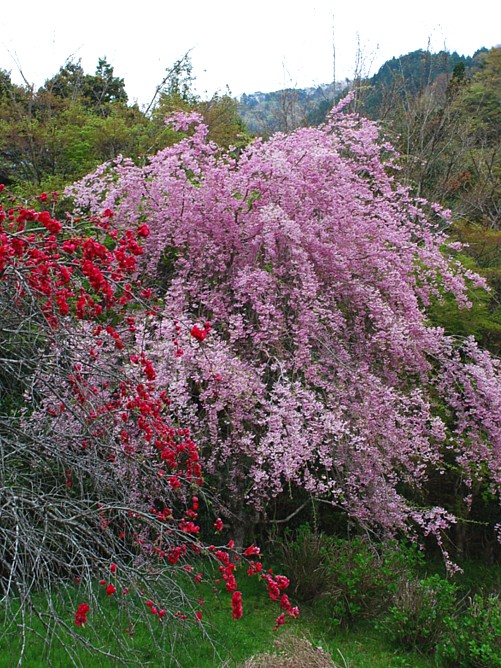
237,47,490,133
0,55,248,194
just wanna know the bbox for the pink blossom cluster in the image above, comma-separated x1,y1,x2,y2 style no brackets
67,100,501,544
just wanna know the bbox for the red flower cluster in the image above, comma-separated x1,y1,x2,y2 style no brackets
265,573,290,601
38,210,62,235
262,574,299,630
137,223,150,238
190,321,211,342
0,193,148,333
106,583,117,596
246,560,263,576
215,549,238,593
0,185,299,636
74,603,89,627
244,545,260,557
167,545,186,564
146,599,167,619
231,591,243,619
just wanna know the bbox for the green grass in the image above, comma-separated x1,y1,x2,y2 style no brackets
4,554,500,667
3,553,499,667
0,573,440,667
288,600,437,668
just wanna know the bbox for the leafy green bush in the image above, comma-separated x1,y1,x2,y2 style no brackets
438,594,501,667
381,574,458,654
325,537,424,626
277,526,424,626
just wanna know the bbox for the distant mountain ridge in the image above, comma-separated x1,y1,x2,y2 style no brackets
238,47,489,132
238,83,338,135
361,47,489,117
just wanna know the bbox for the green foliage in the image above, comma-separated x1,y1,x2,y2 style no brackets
150,52,198,113
384,561,501,664
438,594,501,667
324,538,424,627
451,558,501,595
0,573,442,668
238,85,337,135
0,69,14,100
381,574,459,654
462,48,501,141
277,526,424,626
361,49,476,118
198,93,250,149
427,249,501,355
43,57,128,113
1,543,497,667
0,54,251,192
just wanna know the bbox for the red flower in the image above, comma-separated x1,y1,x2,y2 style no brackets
37,210,62,234
244,545,260,557
168,476,181,490
231,591,243,620
224,573,237,593
275,575,290,590
280,593,291,610
106,583,117,595
137,223,150,238
190,323,210,341
273,612,286,631
74,603,89,627
214,518,223,532
247,560,263,576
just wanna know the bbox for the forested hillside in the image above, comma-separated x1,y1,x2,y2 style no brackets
0,55,248,194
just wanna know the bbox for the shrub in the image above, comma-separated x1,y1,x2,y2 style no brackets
0,187,295,664
277,525,336,602
277,525,423,625
325,537,424,626
381,574,458,653
438,594,501,667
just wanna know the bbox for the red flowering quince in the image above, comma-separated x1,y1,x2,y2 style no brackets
75,603,89,627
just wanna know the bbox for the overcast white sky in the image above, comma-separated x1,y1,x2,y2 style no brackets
1,1,499,107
